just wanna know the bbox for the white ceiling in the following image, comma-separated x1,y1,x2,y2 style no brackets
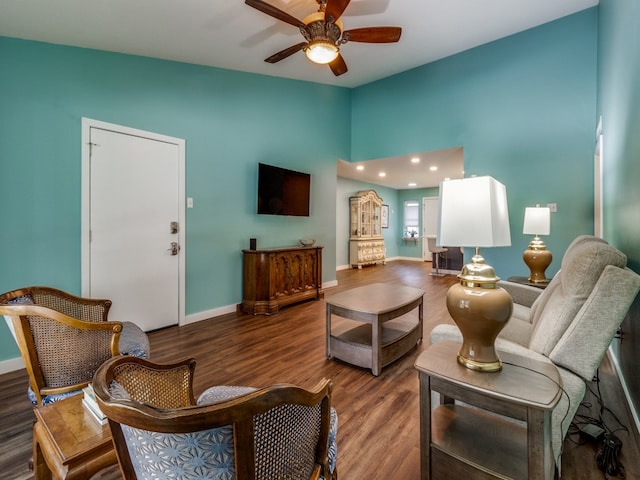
1,0,597,89
0,0,597,188
338,147,464,190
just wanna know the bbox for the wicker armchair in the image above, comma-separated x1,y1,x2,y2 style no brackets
93,355,338,480
0,285,150,406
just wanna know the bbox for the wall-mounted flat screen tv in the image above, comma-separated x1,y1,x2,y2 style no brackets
257,163,311,217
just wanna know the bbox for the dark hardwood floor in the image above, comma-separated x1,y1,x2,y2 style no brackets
1,260,638,479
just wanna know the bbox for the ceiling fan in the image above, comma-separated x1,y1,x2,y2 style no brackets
244,0,402,76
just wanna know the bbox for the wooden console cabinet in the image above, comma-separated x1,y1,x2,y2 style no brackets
241,246,323,315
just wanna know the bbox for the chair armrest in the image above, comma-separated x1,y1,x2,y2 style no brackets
498,280,542,308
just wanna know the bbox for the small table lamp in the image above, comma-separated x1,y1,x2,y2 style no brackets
438,176,513,372
522,205,552,283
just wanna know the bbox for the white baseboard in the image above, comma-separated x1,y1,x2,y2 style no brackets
607,347,640,436
338,256,430,271
0,356,25,375
183,280,338,326
182,304,237,326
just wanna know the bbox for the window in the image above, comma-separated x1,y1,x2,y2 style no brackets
404,201,419,238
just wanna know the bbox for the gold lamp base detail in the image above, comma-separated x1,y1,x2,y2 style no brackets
446,250,514,372
523,236,552,283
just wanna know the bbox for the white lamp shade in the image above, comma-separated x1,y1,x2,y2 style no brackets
437,176,511,247
523,206,550,235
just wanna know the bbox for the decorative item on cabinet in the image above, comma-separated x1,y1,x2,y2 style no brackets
349,190,386,268
240,246,323,315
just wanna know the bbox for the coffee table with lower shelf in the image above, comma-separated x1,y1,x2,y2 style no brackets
325,283,425,376
33,393,117,480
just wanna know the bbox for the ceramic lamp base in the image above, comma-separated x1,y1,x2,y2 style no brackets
523,247,552,283
446,282,513,372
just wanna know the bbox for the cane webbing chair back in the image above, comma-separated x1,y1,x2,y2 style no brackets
26,286,112,322
253,402,325,479
0,286,122,406
108,357,197,409
94,355,334,480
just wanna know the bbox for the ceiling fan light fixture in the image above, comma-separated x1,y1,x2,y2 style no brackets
304,40,339,64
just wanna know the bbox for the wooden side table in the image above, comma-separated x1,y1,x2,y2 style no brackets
415,341,562,480
33,394,117,480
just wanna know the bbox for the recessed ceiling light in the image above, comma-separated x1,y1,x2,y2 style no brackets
356,165,364,171
411,157,420,164
408,182,417,187
378,172,386,177
429,166,438,171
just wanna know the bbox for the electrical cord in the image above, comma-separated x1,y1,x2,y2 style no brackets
503,362,630,478
568,368,629,478
588,370,629,436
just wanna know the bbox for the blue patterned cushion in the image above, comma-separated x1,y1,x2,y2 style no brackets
122,424,236,479
118,321,150,359
328,407,338,475
197,385,256,405
110,380,132,400
28,387,82,406
7,294,34,305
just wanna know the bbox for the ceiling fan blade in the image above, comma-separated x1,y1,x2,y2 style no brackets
329,54,348,76
325,0,351,22
245,0,305,28
265,42,307,63
343,26,402,43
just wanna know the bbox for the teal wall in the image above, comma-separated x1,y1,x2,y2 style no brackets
597,0,640,263
351,9,599,280
597,0,640,428
0,9,605,366
0,37,350,361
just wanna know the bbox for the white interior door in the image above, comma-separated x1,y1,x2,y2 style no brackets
82,119,185,331
422,197,440,260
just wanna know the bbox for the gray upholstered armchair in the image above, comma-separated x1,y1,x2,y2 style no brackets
0,285,149,406
430,235,640,474
93,355,338,480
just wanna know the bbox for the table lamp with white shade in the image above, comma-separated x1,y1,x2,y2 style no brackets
522,205,552,283
437,176,513,372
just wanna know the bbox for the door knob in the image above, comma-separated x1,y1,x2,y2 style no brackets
168,242,180,256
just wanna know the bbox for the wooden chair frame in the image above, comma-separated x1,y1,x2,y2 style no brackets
94,355,334,480
1,286,122,406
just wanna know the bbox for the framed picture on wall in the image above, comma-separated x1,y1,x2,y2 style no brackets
381,204,389,228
